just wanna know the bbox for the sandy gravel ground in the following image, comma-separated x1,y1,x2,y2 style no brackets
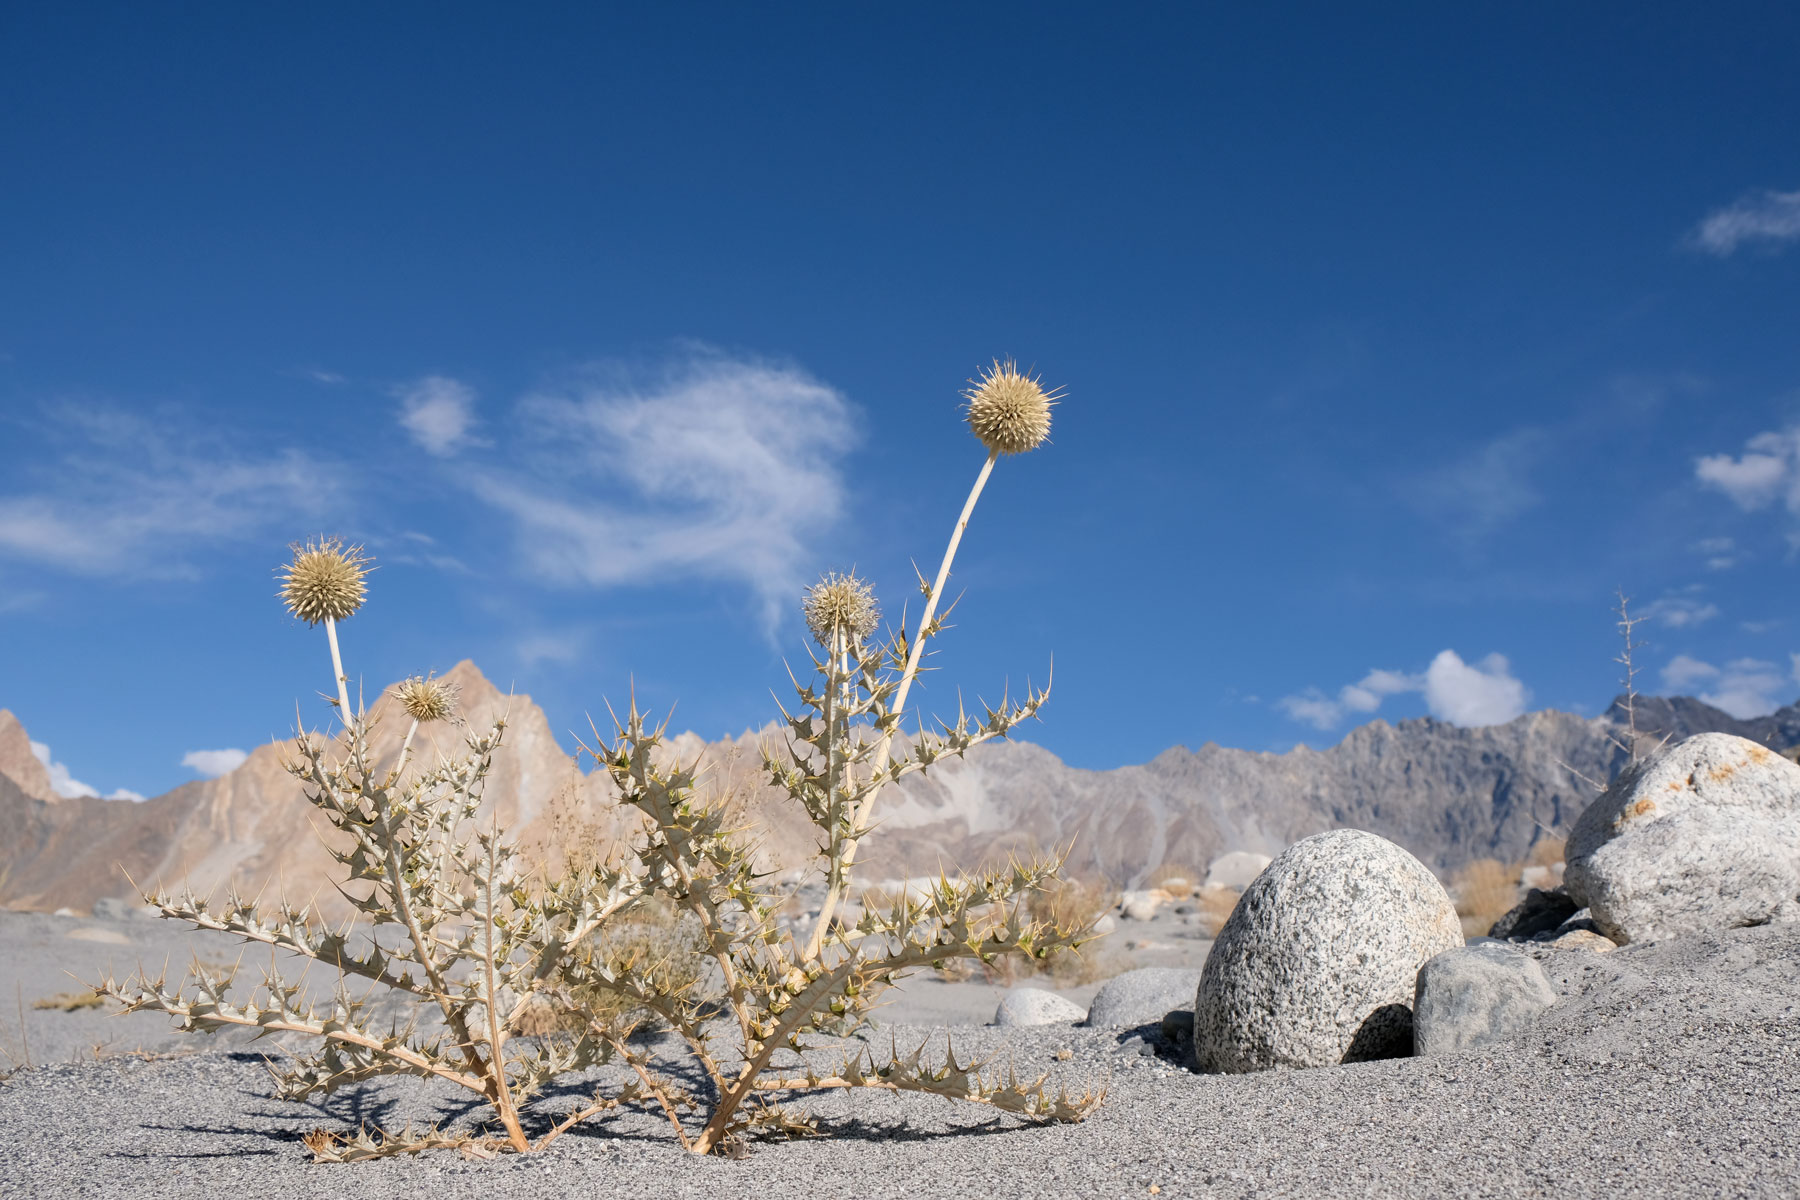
2,919,1796,1199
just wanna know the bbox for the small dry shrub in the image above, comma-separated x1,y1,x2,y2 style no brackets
1525,836,1566,870
1452,857,1520,938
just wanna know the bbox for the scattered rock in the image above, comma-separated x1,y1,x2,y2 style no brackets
1159,1009,1194,1042
66,926,131,945
1413,942,1558,1055
1085,967,1203,1029
1546,929,1618,953
993,987,1087,1028
1565,733,1800,944
1091,913,1117,936
1536,907,1604,941
1204,851,1273,891
1120,891,1161,921
1489,888,1578,940
1193,829,1463,1072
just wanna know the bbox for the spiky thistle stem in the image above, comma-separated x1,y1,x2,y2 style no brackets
804,448,998,958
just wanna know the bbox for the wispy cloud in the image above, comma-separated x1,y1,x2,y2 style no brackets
1658,653,1795,719
516,629,590,667
1688,188,1800,257
1641,589,1720,629
29,739,141,800
0,405,342,576
1279,650,1530,730
1691,535,1740,571
396,375,480,457
1409,429,1546,537
181,748,248,778
471,350,857,630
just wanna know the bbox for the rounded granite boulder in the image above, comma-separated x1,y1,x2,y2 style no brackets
1565,733,1800,945
1192,829,1463,1073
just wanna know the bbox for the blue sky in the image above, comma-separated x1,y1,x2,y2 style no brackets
4,4,1800,800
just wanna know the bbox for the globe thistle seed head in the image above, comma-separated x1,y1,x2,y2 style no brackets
278,537,371,625
803,572,880,645
393,674,458,724
963,359,1060,456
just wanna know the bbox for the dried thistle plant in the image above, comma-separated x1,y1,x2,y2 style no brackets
560,368,1103,1154
101,543,648,1158
99,365,1101,1161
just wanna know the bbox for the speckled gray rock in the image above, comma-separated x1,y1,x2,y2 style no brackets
1565,733,1800,945
1084,967,1203,1029
1413,942,1557,1055
992,987,1086,1028
1193,829,1464,1073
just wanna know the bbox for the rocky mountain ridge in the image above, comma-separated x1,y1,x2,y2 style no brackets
3,665,1794,913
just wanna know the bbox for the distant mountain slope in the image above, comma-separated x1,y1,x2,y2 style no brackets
3,673,1795,912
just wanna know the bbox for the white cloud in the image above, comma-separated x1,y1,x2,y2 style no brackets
1277,689,1349,731
1411,429,1546,536
1421,650,1530,727
396,376,479,457
1642,593,1721,629
1688,188,1800,256
1659,653,1793,718
29,739,140,800
473,350,857,631
1695,426,1800,513
181,748,248,778
1660,653,1720,691
0,405,341,576
1278,651,1528,731
1338,668,1418,715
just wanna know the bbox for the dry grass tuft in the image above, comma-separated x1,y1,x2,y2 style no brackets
1525,836,1566,870
1452,858,1522,938
1193,885,1241,937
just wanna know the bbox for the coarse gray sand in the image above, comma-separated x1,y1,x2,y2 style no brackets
2,919,1796,1199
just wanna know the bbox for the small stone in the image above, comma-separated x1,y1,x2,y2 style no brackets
1546,929,1618,953
1121,891,1161,921
1413,942,1557,1056
1159,1009,1195,1041
992,987,1087,1028
1091,914,1117,936
1086,967,1204,1029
